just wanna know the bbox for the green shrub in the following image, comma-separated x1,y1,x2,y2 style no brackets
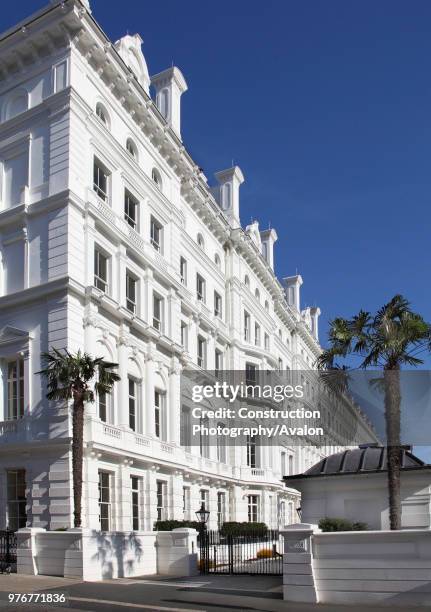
220,522,268,536
318,517,368,532
154,520,201,531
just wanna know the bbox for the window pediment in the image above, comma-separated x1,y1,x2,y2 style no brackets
0,326,31,346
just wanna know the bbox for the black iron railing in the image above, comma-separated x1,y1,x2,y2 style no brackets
199,529,283,575
0,529,17,573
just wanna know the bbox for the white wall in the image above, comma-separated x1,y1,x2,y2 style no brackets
313,529,431,607
294,471,431,530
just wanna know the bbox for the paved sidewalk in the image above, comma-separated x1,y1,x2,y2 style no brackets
0,573,419,612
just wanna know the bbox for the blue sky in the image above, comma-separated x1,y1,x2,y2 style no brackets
3,2,431,456
6,1,430,347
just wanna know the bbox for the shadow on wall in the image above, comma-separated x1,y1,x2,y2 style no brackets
92,531,144,579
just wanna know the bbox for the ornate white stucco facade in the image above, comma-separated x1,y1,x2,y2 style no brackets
0,0,378,533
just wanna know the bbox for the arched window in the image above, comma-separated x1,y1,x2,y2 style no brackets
255,288,260,301
96,102,109,127
126,138,138,159
4,90,28,121
152,167,162,189
158,88,169,120
264,300,269,311
197,233,205,250
244,275,250,288
214,253,221,268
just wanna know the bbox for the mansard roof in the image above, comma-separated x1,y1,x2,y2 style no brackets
283,445,428,481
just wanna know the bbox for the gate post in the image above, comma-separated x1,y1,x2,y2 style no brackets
16,528,46,575
156,528,199,577
281,523,319,604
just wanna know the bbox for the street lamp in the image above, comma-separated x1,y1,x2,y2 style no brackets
195,503,210,528
195,504,210,573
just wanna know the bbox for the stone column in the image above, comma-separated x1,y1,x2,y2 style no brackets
117,330,129,428
145,344,156,437
117,458,133,531
168,357,181,445
208,486,218,530
188,314,199,365
171,470,184,521
145,466,159,530
83,310,98,419
84,451,101,530
143,268,154,326
117,245,128,309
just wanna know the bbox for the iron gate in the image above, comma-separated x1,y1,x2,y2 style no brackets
0,529,17,573
199,530,283,575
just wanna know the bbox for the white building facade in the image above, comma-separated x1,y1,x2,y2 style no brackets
0,0,377,533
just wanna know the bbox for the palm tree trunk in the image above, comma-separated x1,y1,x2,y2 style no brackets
72,393,85,528
383,367,402,530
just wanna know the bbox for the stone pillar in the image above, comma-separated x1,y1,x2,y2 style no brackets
145,466,159,530
117,245,128,309
281,523,319,604
117,331,129,428
117,459,133,531
145,345,155,437
168,357,181,445
229,485,244,522
171,471,184,521
84,451,101,529
188,314,198,365
83,311,98,419
143,268,153,326
156,529,199,577
208,487,218,530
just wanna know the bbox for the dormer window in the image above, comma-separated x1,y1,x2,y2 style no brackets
126,138,138,159
152,168,162,189
96,102,109,127
197,233,205,250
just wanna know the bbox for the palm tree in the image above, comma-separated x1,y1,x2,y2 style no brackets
38,349,120,528
317,295,431,530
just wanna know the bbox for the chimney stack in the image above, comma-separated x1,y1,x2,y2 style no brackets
151,67,188,139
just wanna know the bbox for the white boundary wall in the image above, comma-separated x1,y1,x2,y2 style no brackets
17,528,198,580
282,524,431,607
